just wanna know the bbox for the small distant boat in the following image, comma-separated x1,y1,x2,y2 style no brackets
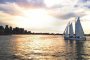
64,17,86,40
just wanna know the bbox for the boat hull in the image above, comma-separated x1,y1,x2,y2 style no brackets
75,37,86,40
64,37,69,40
64,37,75,40
64,36,75,40
64,36,86,40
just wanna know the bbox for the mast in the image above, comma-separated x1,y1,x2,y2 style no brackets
75,17,84,37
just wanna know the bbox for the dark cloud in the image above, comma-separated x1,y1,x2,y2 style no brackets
0,3,21,15
0,0,16,3
0,6,15,15
60,13,77,19
0,0,45,16
85,5,90,8
79,0,88,3
54,12,86,20
75,0,90,9
0,0,45,7
17,0,45,7
62,12,86,19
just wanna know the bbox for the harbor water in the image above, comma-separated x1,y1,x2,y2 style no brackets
0,35,90,60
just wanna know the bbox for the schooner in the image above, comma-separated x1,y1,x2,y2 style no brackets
64,17,86,40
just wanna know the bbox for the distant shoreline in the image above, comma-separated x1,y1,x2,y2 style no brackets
0,33,63,35
0,34,90,36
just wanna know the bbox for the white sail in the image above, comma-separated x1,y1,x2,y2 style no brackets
75,17,84,38
63,17,86,40
69,22,74,37
64,24,69,38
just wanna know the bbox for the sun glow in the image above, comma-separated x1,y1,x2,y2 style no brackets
44,0,60,7
13,8,54,29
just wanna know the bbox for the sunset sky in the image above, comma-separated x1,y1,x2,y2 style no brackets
0,0,90,34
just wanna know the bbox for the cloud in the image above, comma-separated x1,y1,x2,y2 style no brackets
79,0,88,2
0,0,88,20
45,0,90,20
0,0,45,8
84,2,90,8
0,3,24,26
0,3,24,16
0,0,90,33
0,0,16,3
75,0,90,9
47,5,87,20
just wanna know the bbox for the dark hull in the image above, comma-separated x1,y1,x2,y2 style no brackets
64,36,86,40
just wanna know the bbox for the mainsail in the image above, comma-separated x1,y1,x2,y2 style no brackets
75,17,84,38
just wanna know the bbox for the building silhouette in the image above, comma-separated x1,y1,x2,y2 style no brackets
4,25,11,34
0,25,60,35
0,26,4,35
0,25,31,35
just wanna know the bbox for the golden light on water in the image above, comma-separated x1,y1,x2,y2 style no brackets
12,35,66,60
13,35,65,51
11,35,88,60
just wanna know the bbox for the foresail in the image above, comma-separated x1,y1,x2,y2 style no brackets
69,23,74,37
64,24,69,37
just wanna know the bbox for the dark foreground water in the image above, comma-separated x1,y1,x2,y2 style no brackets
0,35,90,60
